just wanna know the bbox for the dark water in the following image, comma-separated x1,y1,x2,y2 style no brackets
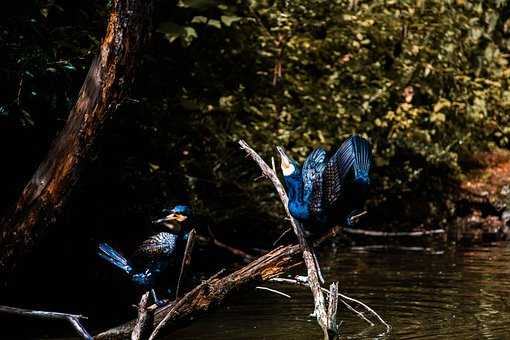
169,243,510,340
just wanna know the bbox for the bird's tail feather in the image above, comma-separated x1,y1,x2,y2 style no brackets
350,135,372,182
98,243,132,274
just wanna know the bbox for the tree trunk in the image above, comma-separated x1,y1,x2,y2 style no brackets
0,0,152,278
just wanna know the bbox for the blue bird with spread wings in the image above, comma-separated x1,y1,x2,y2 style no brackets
277,135,372,227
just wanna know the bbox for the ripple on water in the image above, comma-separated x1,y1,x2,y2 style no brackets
169,243,510,340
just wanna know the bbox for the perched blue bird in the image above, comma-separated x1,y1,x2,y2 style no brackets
277,135,372,227
97,205,193,306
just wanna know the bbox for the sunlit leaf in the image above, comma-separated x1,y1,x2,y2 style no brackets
207,19,221,29
221,15,241,27
177,0,216,10
191,16,208,24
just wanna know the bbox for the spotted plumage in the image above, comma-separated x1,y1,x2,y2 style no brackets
98,205,193,306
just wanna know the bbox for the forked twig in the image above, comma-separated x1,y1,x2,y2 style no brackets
334,291,391,332
269,276,390,333
0,305,92,339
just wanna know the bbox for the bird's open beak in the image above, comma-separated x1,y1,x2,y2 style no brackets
276,146,291,170
152,213,176,225
152,214,181,232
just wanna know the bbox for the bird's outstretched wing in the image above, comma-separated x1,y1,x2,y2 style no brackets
302,147,327,214
350,134,372,182
133,232,177,260
323,138,355,207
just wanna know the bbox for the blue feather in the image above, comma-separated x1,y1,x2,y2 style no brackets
350,134,372,186
98,243,132,275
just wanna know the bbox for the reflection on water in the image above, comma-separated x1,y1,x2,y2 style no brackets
170,243,510,339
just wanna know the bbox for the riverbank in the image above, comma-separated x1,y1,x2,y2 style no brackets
453,149,510,245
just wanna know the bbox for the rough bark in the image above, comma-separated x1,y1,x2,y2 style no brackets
131,292,153,340
94,244,302,340
0,0,152,277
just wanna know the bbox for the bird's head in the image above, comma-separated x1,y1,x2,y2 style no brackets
152,204,193,233
277,146,301,178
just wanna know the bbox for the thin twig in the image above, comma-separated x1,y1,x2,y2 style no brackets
348,210,368,224
350,244,444,254
269,277,368,327
339,298,374,327
335,292,391,332
342,228,445,237
313,252,325,284
0,305,92,340
270,276,390,332
272,227,292,246
270,277,373,326
239,140,332,339
175,229,196,298
255,286,292,299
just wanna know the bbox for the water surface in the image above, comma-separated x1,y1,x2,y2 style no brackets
170,243,510,339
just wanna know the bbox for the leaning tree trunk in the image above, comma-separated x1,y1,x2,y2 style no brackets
0,0,152,278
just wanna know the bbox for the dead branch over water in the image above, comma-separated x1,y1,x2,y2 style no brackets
0,305,93,339
95,246,300,339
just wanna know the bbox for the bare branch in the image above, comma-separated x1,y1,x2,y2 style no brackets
342,228,445,237
238,139,332,339
0,305,92,339
255,286,292,299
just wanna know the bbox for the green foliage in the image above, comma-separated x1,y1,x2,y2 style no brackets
144,0,510,228
2,0,510,235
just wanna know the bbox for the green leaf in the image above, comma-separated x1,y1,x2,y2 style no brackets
191,16,208,24
182,26,198,45
207,19,221,29
177,0,216,10
221,15,241,27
